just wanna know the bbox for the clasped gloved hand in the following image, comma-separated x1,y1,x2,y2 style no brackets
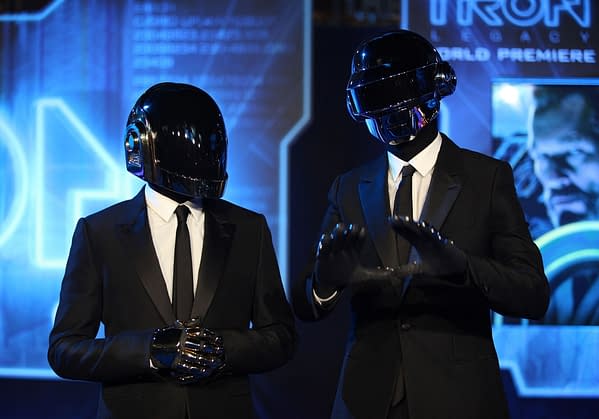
150,318,226,385
314,223,399,295
390,215,467,279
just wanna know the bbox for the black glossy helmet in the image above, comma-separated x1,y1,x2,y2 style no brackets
346,30,456,144
124,82,228,198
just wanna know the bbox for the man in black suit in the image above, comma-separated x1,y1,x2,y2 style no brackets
293,31,549,419
48,82,296,419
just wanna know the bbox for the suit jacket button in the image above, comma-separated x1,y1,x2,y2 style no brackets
400,322,411,331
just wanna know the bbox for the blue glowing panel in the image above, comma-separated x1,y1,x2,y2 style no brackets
403,0,599,398
491,80,599,397
0,0,310,377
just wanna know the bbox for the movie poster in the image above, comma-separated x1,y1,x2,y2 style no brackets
403,0,598,397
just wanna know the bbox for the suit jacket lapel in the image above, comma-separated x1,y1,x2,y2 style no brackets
401,136,463,299
419,135,463,230
190,202,234,323
359,155,399,268
117,188,175,325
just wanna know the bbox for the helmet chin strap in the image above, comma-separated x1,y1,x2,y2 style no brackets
386,120,439,161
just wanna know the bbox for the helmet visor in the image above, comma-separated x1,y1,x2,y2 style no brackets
347,64,437,118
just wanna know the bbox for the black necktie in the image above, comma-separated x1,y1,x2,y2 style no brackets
391,165,415,408
173,205,193,321
394,165,416,265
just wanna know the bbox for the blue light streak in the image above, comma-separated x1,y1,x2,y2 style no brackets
278,0,312,292
0,116,29,247
0,0,64,22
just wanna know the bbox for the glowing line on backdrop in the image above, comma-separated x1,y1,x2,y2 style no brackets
0,117,29,247
0,0,64,22
536,220,599,249
401,0,410,29
0,368,57,379
545,249,599,277
500,357,599,398
278,0,312,291
34,98,125,269
491,223,599,322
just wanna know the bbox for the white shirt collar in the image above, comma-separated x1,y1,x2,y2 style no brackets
144,186,203,223
387,133,443,180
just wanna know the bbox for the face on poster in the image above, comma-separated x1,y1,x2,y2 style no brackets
402,0,598,397
493,81,599,325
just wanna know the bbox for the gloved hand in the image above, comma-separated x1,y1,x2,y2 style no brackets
314,223,399,295
390,215,467,279
150,318,226,384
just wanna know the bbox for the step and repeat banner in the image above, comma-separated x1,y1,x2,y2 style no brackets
402,0,598,398
0,0,309,377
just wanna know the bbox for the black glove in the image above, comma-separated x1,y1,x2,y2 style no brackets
390,215,467,279
314,223,399,295
150,318,226,384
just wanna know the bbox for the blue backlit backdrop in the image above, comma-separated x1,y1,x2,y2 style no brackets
0,0,598,412
0,0,310,377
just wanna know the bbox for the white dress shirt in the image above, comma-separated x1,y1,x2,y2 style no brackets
145,186,205,302
314,134,443,304
387,133,442,220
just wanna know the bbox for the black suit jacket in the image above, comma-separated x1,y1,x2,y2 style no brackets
48,188,296,419
294,136,549,419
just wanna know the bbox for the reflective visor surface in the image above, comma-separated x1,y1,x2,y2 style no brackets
347,64,437,117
